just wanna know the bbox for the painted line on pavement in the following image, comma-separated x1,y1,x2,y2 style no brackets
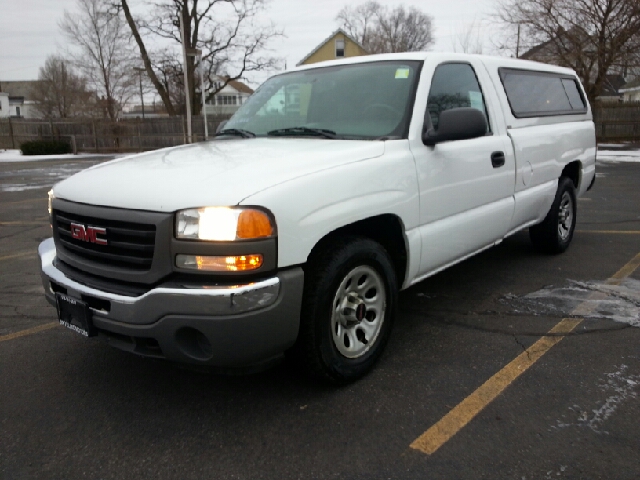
410,251,640,455
607,252,640,285
0,198,46,206
0,221,48,226
0,251,36,262
0,322,58,343
577,230,640,234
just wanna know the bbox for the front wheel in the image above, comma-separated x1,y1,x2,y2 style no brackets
529,176,577,254
293,236,398,384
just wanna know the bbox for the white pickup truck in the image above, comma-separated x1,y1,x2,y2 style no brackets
39,53,596,383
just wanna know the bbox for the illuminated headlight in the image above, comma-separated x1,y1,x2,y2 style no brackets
175,207,275,241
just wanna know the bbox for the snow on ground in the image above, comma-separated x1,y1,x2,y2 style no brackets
597,149,640,163
2,146,639,164
0,149,118,163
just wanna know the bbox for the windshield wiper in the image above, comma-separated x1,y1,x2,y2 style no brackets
267,127,338,139
215,128,256,138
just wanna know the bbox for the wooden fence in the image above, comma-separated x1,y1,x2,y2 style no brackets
1,104,638,152
592,103,640,143
0,116,231,153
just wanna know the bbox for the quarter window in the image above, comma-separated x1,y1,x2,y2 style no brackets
426,63,490,132
499,69,587,117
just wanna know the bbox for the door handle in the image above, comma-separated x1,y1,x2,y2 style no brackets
491,151,505,168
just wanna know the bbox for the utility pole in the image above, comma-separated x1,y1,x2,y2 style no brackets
200,51,208,141
180,11,192,143
516,23,521,58
186,48,208,141
133,67,145,119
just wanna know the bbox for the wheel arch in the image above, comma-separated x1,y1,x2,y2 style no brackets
307,214,408,287
561,160,582,190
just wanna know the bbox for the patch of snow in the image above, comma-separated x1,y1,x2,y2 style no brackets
551,365,639,434
0,149,119,163
597,149,640,163
502,278,640,327
0,164,101,192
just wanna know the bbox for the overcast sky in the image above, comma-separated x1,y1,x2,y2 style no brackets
0,0,497,87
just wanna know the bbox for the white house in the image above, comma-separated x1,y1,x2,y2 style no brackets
620,78,640,102
0,92,9,118
204,76,253,116
0,81,40,118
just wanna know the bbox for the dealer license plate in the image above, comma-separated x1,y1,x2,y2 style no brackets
55,293,96,337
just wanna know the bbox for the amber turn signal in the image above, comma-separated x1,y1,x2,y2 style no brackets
237,210,274,239
176,254,263,272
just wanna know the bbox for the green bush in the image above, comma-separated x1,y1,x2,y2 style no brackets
20,140,72,156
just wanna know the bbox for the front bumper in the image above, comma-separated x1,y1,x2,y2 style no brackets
38,238,304,368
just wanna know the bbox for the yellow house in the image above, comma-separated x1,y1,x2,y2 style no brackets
297,29,368,66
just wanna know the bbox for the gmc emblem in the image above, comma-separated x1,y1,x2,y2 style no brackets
70,223,108,245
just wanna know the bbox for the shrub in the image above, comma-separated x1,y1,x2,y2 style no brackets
20,140,72,156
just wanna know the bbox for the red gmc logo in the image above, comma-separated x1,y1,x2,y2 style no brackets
70,223,108,245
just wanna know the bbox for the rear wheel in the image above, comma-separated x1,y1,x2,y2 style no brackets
529,176,577,254
293,236,398,384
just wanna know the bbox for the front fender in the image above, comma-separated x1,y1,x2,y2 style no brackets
240,141,420,268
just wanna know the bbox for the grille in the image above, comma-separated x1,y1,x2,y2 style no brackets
53,209,156,271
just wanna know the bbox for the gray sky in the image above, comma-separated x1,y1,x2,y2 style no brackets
0,0,497,87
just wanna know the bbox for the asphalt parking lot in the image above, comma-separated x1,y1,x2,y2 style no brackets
1,156,639,479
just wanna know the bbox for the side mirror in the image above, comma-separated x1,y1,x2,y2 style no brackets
216,120,228,134
422,107,487,146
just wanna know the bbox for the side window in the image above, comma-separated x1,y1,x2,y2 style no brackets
427,63,490,132
499,69,587,117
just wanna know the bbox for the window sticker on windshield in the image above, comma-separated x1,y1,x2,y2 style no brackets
395,68,410,79
469,91,484,111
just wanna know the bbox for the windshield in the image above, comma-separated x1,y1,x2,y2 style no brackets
223,60,422,140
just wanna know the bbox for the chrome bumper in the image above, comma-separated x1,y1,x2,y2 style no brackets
39,238,281,323
38,238,304,367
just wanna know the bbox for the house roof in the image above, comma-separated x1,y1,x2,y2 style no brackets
520,27,594,61
296,28,367,66
599,75,627,97
218,76,254,94
0,80,37,98
620,77,640,93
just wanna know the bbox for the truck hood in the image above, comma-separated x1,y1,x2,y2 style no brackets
53,138,385,212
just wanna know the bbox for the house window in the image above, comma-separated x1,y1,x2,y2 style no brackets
335,39,345,58
15,106,21,117
217,95,238,105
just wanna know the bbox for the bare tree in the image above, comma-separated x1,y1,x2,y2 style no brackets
336,1,382,53
60,0,137,120
451,20,485,54
117,0,283,116
31,55,95,118
336,1,434,54
494,0,640,102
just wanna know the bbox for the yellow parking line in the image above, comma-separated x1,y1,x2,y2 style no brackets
608,252,640,285
577,230,640,234
0,251,35,262
410,250,640,455
0,221,47,226
0,322,58,343
0,198,46,206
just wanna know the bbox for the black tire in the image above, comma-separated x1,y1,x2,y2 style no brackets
529,176,577,254
292,235,398,384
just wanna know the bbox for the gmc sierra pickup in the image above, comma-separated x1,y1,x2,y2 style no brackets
39,53,596,383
